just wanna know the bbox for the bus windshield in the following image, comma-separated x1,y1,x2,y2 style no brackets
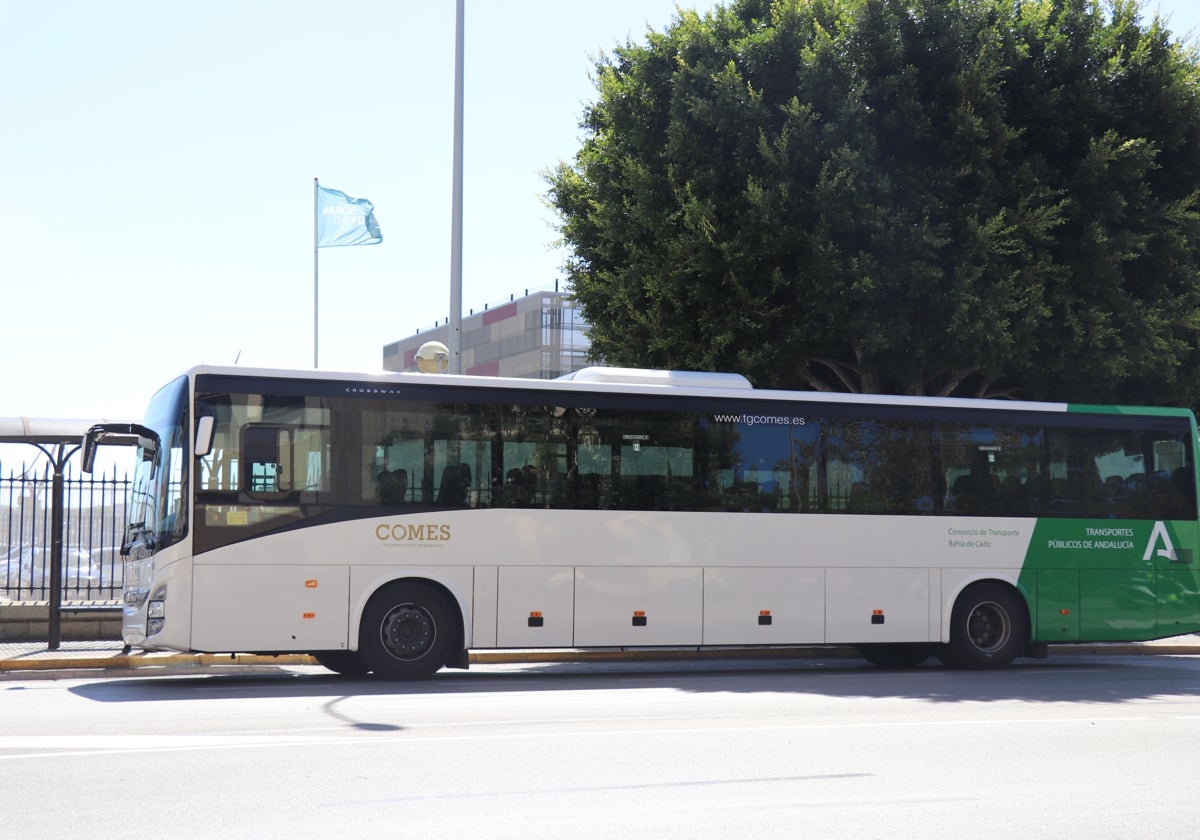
125,375,190,554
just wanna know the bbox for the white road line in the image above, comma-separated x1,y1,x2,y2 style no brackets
0,713,1165,761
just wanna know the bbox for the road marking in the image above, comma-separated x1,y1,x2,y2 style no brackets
0,734,396,760
322,772,876,808
0,713,1166,762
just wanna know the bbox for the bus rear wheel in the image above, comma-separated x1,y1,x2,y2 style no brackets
359,581,456,680
941,582,1028,669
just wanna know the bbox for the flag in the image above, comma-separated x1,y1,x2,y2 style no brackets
316,184,382,247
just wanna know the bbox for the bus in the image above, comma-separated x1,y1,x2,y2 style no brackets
82,364,1200,678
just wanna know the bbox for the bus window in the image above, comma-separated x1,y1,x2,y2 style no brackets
702,414,812,513
371,437,423,505
244,426,281,493
363,401,492,509
588,408,697,511
822,418,937,515
242,424,330,499
292,426,329,495
941,424,1042,516
1081,430,1196,520
1154,438,1196,519
490,404,561,508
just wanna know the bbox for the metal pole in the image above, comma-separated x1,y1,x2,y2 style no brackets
448,0,464,374
314,177,320,369
47,444,68,650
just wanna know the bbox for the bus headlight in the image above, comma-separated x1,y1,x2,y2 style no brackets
147,599,165,635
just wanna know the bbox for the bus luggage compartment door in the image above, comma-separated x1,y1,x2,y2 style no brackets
495,565,575,648
825,567,935,644
574,566,703,647
702,567,826,645
192,564,350,652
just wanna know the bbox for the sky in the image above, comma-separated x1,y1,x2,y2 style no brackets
1,0,1198,428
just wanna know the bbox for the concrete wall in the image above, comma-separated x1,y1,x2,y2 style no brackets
0,602,122,642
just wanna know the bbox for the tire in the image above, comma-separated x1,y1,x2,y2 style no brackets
358,581,457,680
312,651,369,677
942,582,1028,669
855,643,934,668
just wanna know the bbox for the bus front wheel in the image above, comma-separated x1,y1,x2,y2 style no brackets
941,582,1028,669
359,581,456,680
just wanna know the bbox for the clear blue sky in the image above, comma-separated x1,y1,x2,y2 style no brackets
1,0,1196,425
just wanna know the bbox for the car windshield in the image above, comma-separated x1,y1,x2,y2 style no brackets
125,376,190,553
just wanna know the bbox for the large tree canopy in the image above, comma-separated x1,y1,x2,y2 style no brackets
548,0,1200,404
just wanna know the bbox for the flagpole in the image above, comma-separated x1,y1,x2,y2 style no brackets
313,177,320,369
448,0,464,374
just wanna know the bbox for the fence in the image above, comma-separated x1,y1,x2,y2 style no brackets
0,459,128,602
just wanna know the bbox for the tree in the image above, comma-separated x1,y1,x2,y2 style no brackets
547,0,1200,404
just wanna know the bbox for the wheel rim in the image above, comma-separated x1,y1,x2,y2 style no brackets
379,603,436,661
966,600,1011,654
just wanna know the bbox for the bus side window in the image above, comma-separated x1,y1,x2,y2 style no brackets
291,426,330,496
244,426,283,493
378,468,408,504
1154,437,1195,519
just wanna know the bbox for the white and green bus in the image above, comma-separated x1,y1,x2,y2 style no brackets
83,365,1200,677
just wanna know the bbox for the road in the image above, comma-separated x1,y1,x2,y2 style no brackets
2,655,1199,839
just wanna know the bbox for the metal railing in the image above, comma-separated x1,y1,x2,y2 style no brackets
1,459,128,603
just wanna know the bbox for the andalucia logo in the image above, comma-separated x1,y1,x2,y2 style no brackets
1143,521,1178,563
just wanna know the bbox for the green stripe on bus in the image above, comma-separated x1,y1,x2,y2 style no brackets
1067,403,1195,417
1020,518,1200,642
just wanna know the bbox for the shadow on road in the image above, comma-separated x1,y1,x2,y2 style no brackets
65,654,1200,707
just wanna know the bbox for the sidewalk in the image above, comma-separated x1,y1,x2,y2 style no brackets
3,635,1199,676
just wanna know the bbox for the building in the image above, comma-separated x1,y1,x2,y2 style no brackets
382,287,591,379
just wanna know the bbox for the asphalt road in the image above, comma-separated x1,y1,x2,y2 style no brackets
3,655,1199,839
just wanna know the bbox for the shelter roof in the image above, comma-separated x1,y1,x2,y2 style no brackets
0,417,133,445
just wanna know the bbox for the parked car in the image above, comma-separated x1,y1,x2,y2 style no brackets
1,546,102,592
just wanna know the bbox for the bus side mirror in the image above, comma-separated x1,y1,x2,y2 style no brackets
81,431,98,474
195,415,215,457
81,423,159,474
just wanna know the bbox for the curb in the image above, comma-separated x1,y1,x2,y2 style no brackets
2,642,1198,674
0,652,318,673
0,646,856,674
1047,642,1200,657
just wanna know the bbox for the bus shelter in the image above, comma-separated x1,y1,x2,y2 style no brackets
0,417,137,649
